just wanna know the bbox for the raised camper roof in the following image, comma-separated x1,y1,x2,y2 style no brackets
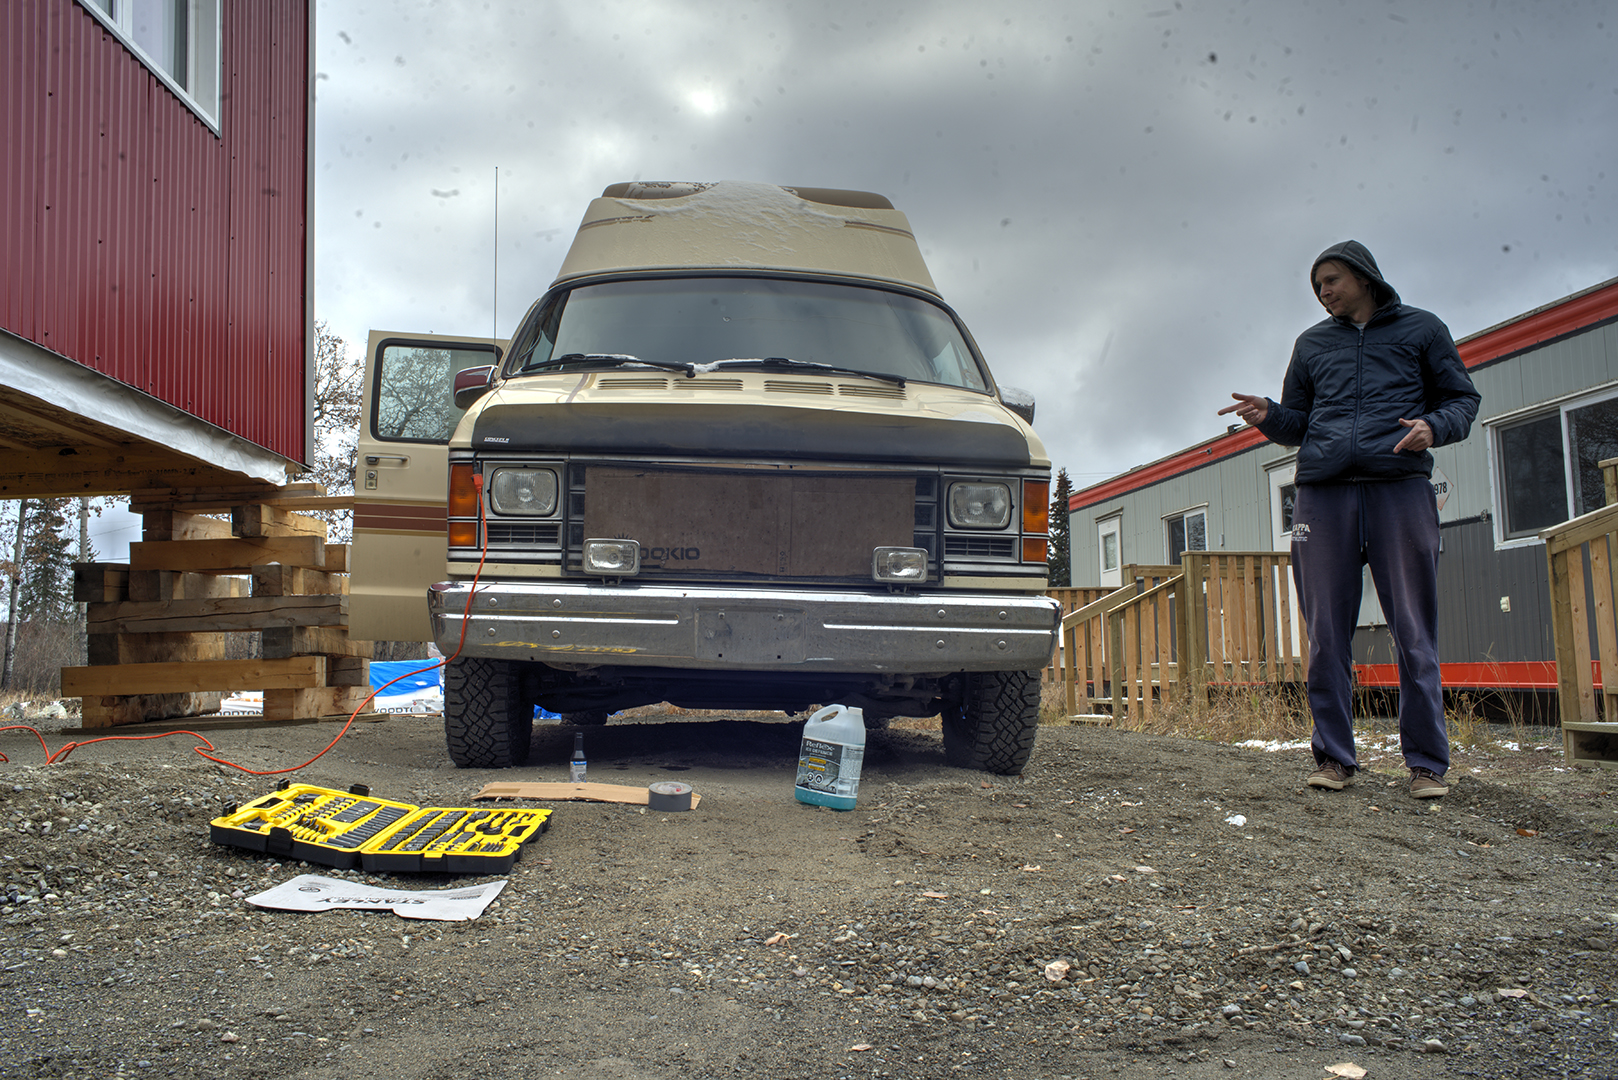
552,181,939,295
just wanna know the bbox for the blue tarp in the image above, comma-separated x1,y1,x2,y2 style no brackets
368,660,443,694
368,659,571,717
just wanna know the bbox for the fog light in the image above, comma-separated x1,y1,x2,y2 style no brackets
583,538,640,576
873,546,927,584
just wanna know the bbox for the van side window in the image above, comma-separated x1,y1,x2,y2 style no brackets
372,341,501,443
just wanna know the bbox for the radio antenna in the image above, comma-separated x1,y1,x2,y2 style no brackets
492,165,499,340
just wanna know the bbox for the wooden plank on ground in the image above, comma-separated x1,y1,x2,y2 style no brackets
474,780,703,807
87,595,348,634
62,656,324,696
81,692,227,729
129,535,326,572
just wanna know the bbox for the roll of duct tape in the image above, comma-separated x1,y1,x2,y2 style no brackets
647,781,694,812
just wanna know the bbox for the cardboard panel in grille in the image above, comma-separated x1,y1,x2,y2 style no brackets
584,468,913,577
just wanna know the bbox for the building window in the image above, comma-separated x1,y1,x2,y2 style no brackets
1097,516,1121,588
79,0,222,130
1495,392,1618,541
1278,484,1297,535
1165,507,1207,566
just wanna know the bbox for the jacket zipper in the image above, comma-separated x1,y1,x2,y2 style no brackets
1350,323,1365,476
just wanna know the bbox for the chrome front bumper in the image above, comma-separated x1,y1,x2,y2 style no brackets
429,581,1059,672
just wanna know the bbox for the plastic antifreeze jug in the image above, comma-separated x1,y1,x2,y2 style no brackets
794,704,866,811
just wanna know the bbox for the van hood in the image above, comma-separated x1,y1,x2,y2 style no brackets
462,373,1047,468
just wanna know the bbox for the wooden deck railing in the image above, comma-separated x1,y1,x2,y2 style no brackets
1180,551,1307,693
1542,498,1618,728
1048,553,1305,723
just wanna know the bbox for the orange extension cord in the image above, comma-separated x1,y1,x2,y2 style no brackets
1,474,489,773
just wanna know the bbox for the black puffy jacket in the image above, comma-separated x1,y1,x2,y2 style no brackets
1256,241,1480,485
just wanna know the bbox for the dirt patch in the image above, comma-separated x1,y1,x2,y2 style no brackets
1,712,1614,1079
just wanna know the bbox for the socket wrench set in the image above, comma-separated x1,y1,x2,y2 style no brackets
210,782,551,874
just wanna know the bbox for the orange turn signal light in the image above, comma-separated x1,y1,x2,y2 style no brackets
1022,480,1049,534
449,463,479,518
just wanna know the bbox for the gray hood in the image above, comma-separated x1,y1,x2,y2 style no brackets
1311,240,1400,311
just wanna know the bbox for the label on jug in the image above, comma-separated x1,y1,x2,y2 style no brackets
796,737,864,798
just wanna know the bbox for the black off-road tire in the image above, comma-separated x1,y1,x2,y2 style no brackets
561,710,611,726
942,670,1041,775
443,656,533,768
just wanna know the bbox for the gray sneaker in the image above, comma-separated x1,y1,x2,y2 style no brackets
1410,768,1449,799
1307,759,1351,790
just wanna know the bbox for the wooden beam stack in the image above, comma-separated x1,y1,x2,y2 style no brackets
63,485,375,727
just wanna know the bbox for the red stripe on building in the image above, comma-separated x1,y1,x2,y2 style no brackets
1458,278,1618,370
1071,427,1268,512
1354,661,1562,691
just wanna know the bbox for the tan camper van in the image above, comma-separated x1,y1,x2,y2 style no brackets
351,182,1058,774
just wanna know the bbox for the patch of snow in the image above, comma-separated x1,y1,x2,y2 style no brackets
1235,739,1310,752
614,180,847,262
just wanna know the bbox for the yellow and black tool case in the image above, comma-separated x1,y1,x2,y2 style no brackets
210,782,550,874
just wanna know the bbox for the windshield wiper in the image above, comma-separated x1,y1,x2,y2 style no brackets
528,352,696,377
700,357,906,387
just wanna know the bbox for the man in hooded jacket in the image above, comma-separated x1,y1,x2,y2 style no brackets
1221,241,1480,799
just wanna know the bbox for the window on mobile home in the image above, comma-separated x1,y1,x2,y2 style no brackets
1165,508,1207,565
1495,393,1618,540
79,0,222,131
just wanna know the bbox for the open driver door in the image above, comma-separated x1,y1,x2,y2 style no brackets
349,330,505,642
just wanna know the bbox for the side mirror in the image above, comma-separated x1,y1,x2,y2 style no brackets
1000,385,1036,425
453,365,497,409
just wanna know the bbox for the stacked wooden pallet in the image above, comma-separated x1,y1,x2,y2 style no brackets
63,484,373,727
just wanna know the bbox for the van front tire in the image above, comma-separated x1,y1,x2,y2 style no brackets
942,670,1040,775
444,656,533,768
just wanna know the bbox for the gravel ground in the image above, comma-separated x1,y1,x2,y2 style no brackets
1,708,1615,1080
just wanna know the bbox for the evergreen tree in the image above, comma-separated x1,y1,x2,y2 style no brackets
17,498,76,622
1047,467,1074,587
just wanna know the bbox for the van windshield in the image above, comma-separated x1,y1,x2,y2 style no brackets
510,277,990,392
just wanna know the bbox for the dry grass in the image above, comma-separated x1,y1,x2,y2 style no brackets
1040,678,1555,756
1039,678,1311,744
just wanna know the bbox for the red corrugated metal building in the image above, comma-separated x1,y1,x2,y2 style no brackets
1,0,312,497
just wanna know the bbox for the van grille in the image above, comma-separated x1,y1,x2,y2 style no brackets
944,535,1017,559
486,522,562,546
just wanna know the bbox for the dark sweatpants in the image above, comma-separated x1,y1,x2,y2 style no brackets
1290,477,1448,776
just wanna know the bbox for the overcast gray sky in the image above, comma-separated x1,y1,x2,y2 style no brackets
312,0,1617,492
